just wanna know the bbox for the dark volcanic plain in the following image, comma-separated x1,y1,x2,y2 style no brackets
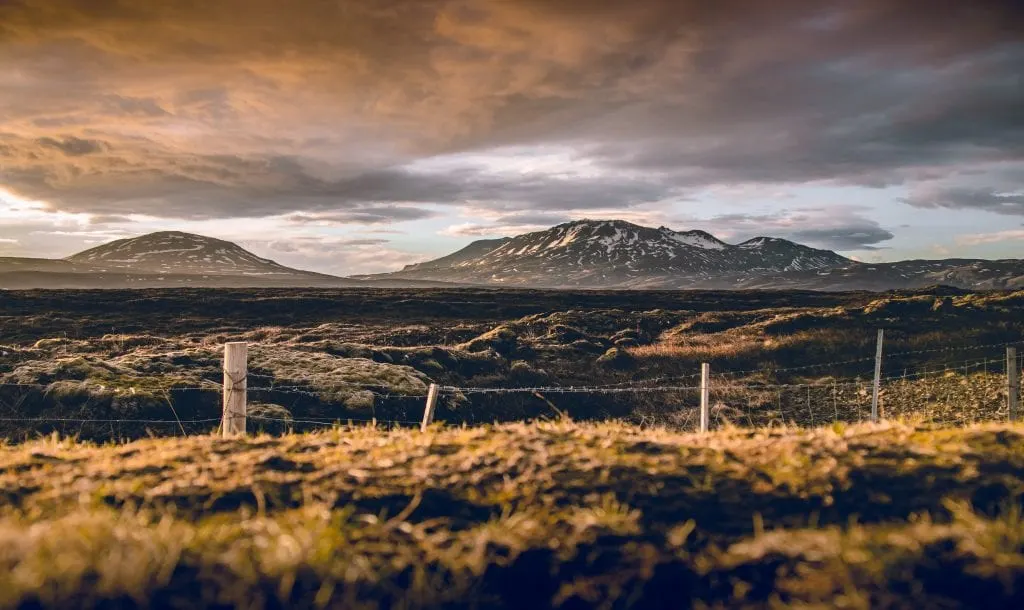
1,286,1022,440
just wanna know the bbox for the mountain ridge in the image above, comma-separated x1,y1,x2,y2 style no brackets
3,221,1022,290
361,219,1024,290
365,219,853,286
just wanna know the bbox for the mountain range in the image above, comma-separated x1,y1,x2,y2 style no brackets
2,221,1022,290
363,220,1024,290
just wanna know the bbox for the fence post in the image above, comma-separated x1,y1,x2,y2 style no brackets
1008,347,1019,423
700,363,710,433
222,342,247,437
421,383,439,432
871,329,884,423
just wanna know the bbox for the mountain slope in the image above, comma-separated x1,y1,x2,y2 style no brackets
400,237,512,272
66,231,317,277
370,220,851,287
734,259,1024,291
365,219,1024,290
0,232,461,289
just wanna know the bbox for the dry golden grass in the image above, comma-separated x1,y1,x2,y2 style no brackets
2,421,1024,608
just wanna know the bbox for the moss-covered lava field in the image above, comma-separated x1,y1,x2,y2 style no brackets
2,287,1022,439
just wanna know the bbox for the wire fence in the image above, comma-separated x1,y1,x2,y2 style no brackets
0,338,1021,439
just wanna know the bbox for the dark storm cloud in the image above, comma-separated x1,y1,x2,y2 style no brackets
2,132,678,218
35,136,106,156
0,0,1022,220
903,188,1024,216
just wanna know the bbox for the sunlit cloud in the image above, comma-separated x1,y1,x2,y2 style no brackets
1,0,1023,268
955,230,1024,247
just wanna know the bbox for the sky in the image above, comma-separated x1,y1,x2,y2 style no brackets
0,0,1022,275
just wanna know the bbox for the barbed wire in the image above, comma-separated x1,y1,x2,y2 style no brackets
0,417,221,424
880,357,1007,382
711,380,873,391
884,339,1024,359
247,386,429,398
248,415,421,427
711,355,878,380
0,382,429,399
442,384,699,395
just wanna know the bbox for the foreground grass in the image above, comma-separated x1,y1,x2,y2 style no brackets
3,421,1024,608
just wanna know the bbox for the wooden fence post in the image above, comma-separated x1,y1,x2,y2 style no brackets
1008,347,1019,423
871,329,884,423
222,342,247,437
421,383,439,432
700,363,710,433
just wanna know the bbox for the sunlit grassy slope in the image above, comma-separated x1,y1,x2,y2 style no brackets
3,421,1024,608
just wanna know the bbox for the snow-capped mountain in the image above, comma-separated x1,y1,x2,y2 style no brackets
377,220,852,287
364,219,1024,289
67,231,309,277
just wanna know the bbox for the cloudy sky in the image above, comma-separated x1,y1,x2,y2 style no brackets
1,0,1022,274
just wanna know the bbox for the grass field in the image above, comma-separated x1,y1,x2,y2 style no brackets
3,420,1024,608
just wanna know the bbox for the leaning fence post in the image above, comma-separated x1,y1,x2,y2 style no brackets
700,363,710,433
871,329,884,423
421,383,439,432
222,342,248,437
1008,347,1019,423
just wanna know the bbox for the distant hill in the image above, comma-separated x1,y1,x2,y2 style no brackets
360,219,1024,290
0,232,458,289
67,231,316,277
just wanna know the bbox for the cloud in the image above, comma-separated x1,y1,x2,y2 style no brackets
688,208,895,250
35,136,106,156
955,229,1024,246
2,131,681,219
245,235,422,275
285,207,439,226
785,227,895,250
903,187,1024,216
0,0,1022,263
